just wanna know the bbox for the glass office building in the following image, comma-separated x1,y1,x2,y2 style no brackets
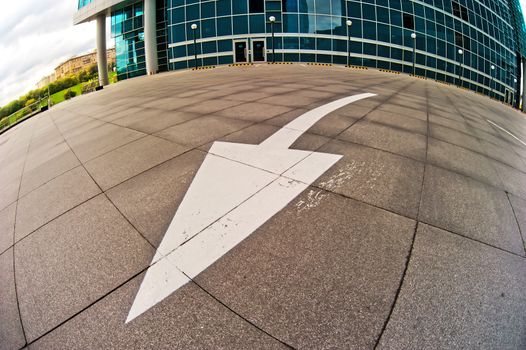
77,0,526,104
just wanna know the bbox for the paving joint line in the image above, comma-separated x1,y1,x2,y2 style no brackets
11,124,35,348
505,191,526,255
46,114,162,252
22,267,148,347
374,221,419,349
103,193,158,252
374,80,431,349
190,279,296,349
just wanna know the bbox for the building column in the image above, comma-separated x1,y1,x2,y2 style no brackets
522,57,526,111
96,14,109,86
144,0,158,75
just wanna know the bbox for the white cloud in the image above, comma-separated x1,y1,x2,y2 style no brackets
0,0,112,106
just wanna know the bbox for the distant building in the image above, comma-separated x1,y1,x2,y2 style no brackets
54,48,116,81
36,73,56,89
36,48,116,89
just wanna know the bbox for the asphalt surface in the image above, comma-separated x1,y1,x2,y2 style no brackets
1,65,525,349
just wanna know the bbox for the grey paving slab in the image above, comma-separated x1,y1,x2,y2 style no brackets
472,126,516,150
490,160,526,200
154,115,251,148
479,139,526,173
195,190,416,349
0,203,16,254
316,140,424,218
303,110,362,137
378,224,526,350
215,102,292,122
180,99,243,114
15,166,101,242
290,132,330,151
508,194,526,252
106,150,206,247
419,165,524,255
338,119,427,161
427,137,502,188
263,107,309,127
0,180,19,214
84,135,188,191
429,114,469,133
223,91,274,102
30,276,287,350
258,93,320,108
365,109,427,135
198,123,282,153
139,96,201,111
0,249,26,350
429,123,483,153
375,103,427,121
65,122,145,162
19,147,80,197
112,108,203,134
15,194,154,342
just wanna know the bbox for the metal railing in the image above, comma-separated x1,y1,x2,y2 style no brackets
0,98,48,134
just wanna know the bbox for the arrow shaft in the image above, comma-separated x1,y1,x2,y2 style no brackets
260,93,376,149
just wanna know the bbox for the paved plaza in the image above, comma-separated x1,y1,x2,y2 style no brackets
0,65,525,349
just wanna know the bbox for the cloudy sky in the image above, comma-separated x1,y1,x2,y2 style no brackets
0,0,112,106
1,1,526,107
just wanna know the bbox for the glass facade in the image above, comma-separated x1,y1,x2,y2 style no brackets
108,0,526,102
112,1,147,80
78,0,93,9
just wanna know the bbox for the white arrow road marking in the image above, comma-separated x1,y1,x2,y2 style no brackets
126,93,376,323
486,119,526,147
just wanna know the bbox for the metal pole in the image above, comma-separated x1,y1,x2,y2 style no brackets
459,62,463,86
347,30,350,67
457,49,463,87
191,23,198,69
346,20,352,67
411,33,416,76
272,22,275,63
490,65,495,99
193,31,197,69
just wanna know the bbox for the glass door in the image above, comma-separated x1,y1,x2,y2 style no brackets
234,40,248,63
252,40,266,62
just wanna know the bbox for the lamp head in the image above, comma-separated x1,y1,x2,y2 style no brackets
458,49,463,55
191,23,198,30
491,65,495,69
346,20,353,26
269,16,276,23
410,33,416,39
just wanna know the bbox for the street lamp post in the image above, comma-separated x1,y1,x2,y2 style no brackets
346,20,352,67
411,33,416,76
457,49,463,87
191,23,198,69
514,78,518,106
269,16,276,63
491,64,495,98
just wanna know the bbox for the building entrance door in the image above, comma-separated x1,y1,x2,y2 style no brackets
252,40,266,62
234,40,248,63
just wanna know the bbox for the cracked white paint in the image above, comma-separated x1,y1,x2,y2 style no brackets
126,93,377,323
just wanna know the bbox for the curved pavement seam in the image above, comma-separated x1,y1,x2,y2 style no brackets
505,192,526,256
374,80,432,349
11,124,35,348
